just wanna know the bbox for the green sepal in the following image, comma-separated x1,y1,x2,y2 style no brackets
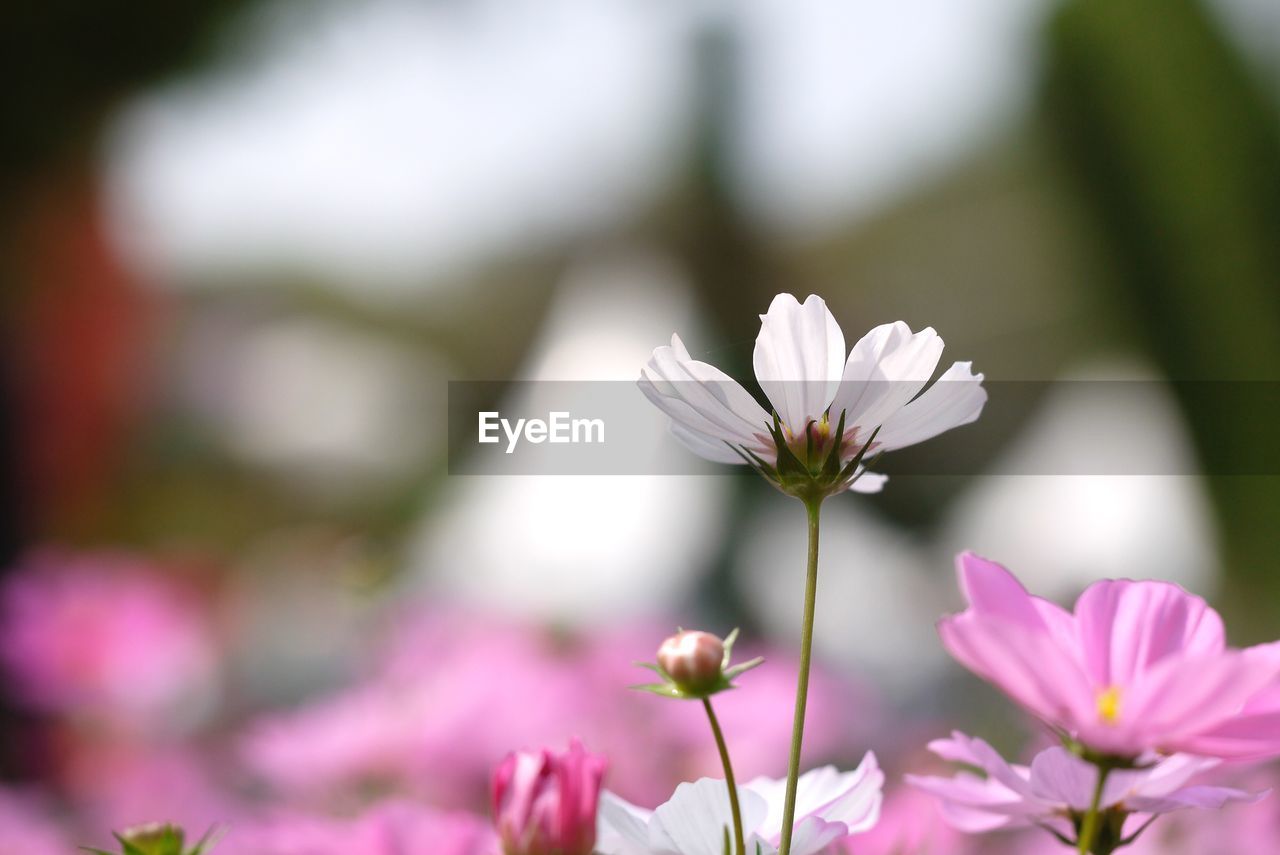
835,425,881,486
818,408,849,482
722,657,765,681
768,414,809,479
720,627,740,666
630,627,765,701
725,441,778,483
188,826,224,855
84,824,222,855
628,675,740,700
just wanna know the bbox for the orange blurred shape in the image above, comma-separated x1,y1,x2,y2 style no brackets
10,161,161,533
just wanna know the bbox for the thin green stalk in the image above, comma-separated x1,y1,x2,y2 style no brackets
778,497,822,855
703,697,747,855
1077,765,1111,854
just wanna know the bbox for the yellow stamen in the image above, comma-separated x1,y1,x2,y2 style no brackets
1096,686,1122,725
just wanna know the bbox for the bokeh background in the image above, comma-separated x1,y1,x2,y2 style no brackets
1,0,1278,851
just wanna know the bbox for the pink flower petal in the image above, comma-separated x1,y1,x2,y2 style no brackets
1073,578,1224,689
939,613,1094,728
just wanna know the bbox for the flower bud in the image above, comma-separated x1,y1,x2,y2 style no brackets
99,823,217,855
492,738,606,855
657,630,725,693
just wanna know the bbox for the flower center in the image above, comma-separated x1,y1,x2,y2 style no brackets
784,415,833,464
1096,686,1122,725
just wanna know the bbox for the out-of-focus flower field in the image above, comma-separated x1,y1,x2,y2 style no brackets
1,0,1278,852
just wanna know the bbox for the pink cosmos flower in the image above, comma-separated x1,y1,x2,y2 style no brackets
0,549,217,723
639,294,985,495
907,732,1263,844
492,739,606,855
938,552,1280,759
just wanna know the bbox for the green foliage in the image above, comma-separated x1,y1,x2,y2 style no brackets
1044,0,1280,636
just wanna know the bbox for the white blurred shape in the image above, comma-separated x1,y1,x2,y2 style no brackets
227,527,384,702
738,494,949,694
407,250,729,623
1208,0,1280,75
185,314,439,493
106,0,1084,288
940,360,1220,600
733,0,1054,234
105,0,692,298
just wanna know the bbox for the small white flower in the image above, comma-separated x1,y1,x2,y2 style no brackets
597,755,883,855
639,294,986,495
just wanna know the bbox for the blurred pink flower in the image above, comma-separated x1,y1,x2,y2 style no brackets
241,609,875,810
939,552,1280,759
0,549,218,725
846,783,974,855
64,743,243,839
236,801,495,855
492,739,605,855
907,732,1264,843
0,787,70,855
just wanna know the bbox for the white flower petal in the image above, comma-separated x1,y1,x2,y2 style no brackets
832,324,943,433
664,420,755,465
827,321,908,422
752,294,845,431
876,361,986,452
651,779,769,855
668,336,776,432
747,754,884,842
847,469,888,494
785,816,850,855
598,792,657,855
639,333,772,463
812,757,884,835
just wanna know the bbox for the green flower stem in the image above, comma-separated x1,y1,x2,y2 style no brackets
778,496,823,855
703,697,747,855
1077,764,1112,854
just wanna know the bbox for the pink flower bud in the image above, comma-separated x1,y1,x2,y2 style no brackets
491,739,605,855
657,630,725,692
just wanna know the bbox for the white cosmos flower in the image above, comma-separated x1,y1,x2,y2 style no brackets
597,755,884,855
639,293,986,495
